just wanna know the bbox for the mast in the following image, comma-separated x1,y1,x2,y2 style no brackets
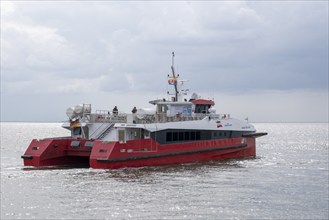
171,52,179,102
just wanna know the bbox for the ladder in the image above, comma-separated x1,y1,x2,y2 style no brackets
97,123,114,140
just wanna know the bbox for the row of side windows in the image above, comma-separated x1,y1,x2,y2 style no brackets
165,131,231,143
213,131,228,137
166,131,201,142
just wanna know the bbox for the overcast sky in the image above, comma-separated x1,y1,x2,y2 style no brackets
1,1,328,122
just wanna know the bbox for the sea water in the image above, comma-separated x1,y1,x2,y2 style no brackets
1,122,328,219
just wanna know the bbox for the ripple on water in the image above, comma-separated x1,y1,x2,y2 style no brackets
1,123,328,219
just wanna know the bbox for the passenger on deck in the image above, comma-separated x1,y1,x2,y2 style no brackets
132,106,137,114
113,106,118,115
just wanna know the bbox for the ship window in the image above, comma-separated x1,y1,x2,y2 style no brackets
73,127,82,136
166,130,205,143
179,132,184,141
224,132,227,136
85,141,94,148
71,141,80,148
196,131,201,140
195,104,211,114
144,130,150,139
166,132,172,141
191,132,196,140
184,132,190,140
173,132,178,141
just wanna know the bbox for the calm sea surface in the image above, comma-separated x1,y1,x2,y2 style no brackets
1,122,328,220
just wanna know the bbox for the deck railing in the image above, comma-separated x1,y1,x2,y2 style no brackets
78,111,231,124
90,110,127,123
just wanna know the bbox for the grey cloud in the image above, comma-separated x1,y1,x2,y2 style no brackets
1,1,328,122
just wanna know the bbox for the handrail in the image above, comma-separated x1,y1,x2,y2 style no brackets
89,123,112,139
133,112,232,124
91,112,127,123
97,123,115,140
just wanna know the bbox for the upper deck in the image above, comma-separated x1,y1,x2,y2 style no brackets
76,110,231,124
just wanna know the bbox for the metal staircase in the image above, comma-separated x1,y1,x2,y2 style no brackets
97,123,114,140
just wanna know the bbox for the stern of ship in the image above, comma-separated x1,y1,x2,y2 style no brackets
21,138,92,167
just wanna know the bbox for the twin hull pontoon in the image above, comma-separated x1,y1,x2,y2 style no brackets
22,53,267,169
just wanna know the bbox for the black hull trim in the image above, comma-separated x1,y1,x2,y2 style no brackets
242,132,268,138
21,155,33,160
97,143,247,163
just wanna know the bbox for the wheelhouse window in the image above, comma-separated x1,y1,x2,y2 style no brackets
195,104,211,114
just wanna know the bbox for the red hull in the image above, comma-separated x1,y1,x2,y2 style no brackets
89,137,256,169
22,138,91,167
22,136,257,169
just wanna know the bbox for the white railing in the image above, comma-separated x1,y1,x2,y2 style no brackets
90,111,127,123
132,113,231,124
67,109,232,125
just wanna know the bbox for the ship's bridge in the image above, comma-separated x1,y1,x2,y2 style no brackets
150,98,214,115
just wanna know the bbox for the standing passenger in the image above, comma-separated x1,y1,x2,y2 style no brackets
113,106,118,115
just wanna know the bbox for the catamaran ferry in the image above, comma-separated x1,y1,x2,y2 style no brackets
22,53,267,169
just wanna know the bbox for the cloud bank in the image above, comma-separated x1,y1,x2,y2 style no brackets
1,1,328,122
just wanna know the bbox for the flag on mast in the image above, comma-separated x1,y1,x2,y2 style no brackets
168,77,177,85
70,119,81,128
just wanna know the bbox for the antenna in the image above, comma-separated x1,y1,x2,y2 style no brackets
170,52,178,101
